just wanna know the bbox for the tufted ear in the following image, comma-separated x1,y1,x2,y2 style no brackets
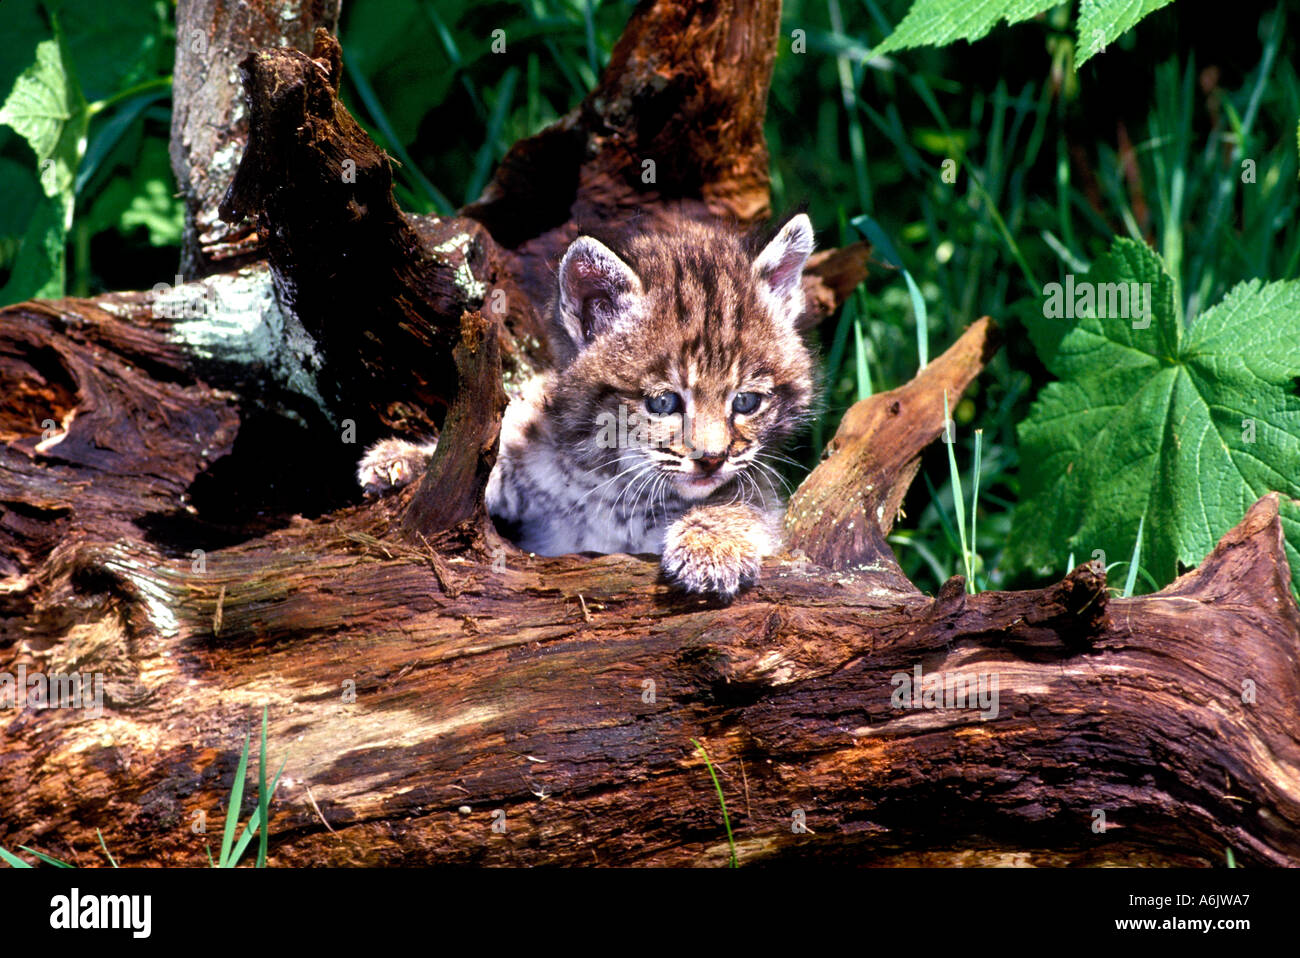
557,237,645,349
752,213,815,328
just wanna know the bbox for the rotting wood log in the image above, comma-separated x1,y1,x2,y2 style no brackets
1,0,1298,867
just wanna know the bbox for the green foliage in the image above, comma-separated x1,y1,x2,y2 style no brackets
1014,238,1300,593
774,0,1299,594
874,0,1175,66
337,0,632,212
84,135,182,246
0,0,173,305
0,30,86,299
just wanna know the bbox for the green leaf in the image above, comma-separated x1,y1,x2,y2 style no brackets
1076,0,1174,65
873,0,1177,68
1024,237,1178,376
0,34,88,226
0,0,164,106
0,28,89,299
119,175,183,247
1012,238,1300,594
0,155,42,241
873,0,1058,55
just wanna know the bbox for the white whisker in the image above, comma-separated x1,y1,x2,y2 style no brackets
750,458,794,497
577,455,650,507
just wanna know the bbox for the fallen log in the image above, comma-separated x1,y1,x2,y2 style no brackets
0,0,1297,867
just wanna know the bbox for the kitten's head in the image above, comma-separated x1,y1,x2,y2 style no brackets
549,214,817,505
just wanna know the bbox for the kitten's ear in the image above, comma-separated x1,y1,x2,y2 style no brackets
557,237,644,349
752,213,815,327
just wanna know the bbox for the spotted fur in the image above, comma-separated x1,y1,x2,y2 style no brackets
359,213,818,600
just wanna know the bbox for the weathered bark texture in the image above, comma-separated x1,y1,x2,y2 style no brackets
1,0,1298,868
170,0,342,278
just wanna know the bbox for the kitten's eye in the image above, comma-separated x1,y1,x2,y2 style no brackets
732,392,763,414
645,392,683,415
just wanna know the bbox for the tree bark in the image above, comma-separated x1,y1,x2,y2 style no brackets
1,0,1298,868
170,0,342,279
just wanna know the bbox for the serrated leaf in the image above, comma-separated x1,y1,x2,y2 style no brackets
1012,238,1300,594
873,0,1056,55
873,0,1178,69
1076,0,1175,65
1025,238,1178,375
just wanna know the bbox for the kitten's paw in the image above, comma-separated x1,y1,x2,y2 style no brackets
661,506,775,601
357,438,437,496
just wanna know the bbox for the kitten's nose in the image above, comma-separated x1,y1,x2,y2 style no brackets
694,452,726,475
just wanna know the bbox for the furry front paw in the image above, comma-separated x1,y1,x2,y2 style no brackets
661,506,776,600
357,438,437,496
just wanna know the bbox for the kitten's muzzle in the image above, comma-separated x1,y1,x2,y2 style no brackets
693,452,727,476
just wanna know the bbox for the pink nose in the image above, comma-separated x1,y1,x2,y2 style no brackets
694,453,726,475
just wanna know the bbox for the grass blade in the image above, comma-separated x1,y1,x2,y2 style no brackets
690,738,737,868
230,756,287,867
852,315,873,400
943,391,971,590
340,48,452,214
257,706,270,867
17,845,72,867
0,847,33,868
219,732,251,868
464,67,519,205
1122,514,1145,598
96,829,118,868
828,0,871,210
970,428,983,590
851,214,928,367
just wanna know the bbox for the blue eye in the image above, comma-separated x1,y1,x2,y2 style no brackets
732,392,762,414
645,392,683,415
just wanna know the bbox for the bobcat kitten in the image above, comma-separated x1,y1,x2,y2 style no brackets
358,213,817,599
